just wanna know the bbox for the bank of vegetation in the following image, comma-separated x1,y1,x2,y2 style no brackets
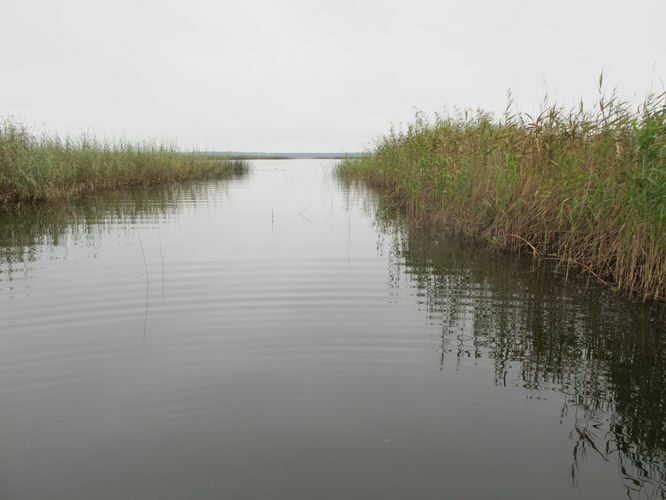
338,90,666,301
0,119,248,206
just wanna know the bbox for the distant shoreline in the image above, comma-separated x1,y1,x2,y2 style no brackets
199,152,367,160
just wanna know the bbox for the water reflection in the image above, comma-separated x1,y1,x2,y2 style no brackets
377,210,665,498
1,163,663,499
0,172,249,276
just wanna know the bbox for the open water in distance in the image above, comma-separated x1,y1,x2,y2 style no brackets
0,160,664,499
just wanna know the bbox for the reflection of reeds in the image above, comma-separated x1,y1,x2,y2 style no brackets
0,175,248,274
378,217,665,497
337,89,666,301
0,119,249,205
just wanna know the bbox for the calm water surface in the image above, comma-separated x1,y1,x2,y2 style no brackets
1,160,664,499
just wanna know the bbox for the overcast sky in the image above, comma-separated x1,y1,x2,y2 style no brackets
2,0,664,152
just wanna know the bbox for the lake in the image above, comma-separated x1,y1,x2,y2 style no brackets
1,160,664,499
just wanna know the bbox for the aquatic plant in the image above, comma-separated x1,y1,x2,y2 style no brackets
337,89,666,301
0,119,249,205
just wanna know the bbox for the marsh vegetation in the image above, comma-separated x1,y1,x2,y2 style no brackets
0,119,248,206
338,89,666,301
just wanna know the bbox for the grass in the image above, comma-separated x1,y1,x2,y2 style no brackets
0,119,249,206
337,88,666,301
0,178,246,275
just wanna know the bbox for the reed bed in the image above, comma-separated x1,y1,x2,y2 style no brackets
338,90,666,301
0,119,248,205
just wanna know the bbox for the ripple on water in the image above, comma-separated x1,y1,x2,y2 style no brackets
0,160,664,500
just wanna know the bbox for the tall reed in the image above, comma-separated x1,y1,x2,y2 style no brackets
0,119,248,205
337,90,666,301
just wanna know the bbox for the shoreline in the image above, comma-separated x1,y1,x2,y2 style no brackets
0,120,249,206
336,93,666,302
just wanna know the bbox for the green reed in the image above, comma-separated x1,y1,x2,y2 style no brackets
337,89,666,301
0,119,249,205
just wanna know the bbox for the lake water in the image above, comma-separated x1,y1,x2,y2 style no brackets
1,160,664,499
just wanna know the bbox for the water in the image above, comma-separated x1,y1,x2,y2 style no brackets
0,160,663,499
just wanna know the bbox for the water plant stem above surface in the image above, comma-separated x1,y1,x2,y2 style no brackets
337,91,666,302
0,119,249,206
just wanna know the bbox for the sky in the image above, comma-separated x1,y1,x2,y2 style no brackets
1,0,665,152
